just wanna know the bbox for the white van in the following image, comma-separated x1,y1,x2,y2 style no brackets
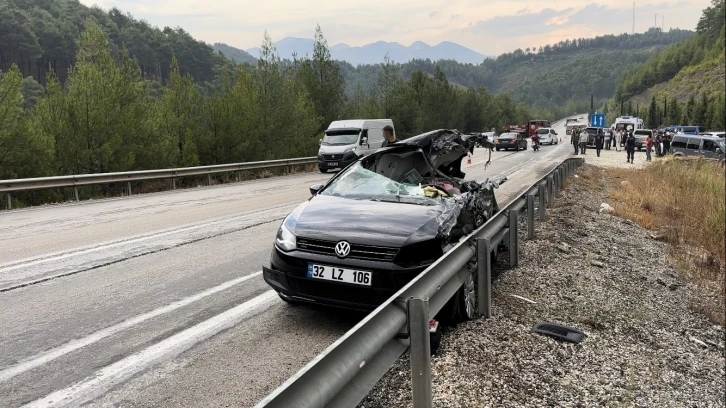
317,119,394,173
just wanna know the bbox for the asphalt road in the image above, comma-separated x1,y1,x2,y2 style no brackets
0,119,575,407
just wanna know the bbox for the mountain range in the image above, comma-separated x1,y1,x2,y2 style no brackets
241,37,491,65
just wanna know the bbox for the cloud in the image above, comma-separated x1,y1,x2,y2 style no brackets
80,0,710,56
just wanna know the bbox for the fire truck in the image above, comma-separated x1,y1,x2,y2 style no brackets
503,120,552,138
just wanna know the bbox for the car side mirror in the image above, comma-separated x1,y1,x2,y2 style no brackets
319,138,322,145
360,136,368,145
310,184,323,196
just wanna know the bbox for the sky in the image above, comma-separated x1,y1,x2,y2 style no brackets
79,0,711,56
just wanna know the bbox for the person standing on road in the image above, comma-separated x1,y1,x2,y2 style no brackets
613,130,620,152
604,129,611,150
571,127,579,155
655,132,663,157
625,132,636,163
663,131,672,155
579,128,588,154
594,130,604,157
645,133,653,162
381,125,398,147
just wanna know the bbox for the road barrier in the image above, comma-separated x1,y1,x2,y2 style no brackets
0,157,317,210
254,156,584,408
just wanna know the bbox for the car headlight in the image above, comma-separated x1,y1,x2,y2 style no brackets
343,146,357,154
275,223,296,252
318,148,324,155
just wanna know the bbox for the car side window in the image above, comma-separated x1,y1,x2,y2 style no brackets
671,137,687,148
702,139,718,152
686,138,700,150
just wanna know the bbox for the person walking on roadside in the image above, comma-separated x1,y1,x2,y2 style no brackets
625,132,636,163
571,127,579,155
645,133,653,162
594,129,604,157
613,129,620,152
655,132,663,157
579,128,588,154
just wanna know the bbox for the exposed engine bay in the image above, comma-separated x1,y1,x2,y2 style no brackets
355,129,505,248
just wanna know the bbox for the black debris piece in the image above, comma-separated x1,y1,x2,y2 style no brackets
532,322,586,344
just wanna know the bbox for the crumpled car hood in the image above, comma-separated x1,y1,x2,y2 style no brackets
383,129,485,170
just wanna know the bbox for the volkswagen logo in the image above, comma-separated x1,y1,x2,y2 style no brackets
335,241,351,258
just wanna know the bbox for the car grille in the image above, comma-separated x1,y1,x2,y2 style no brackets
297,237,399,261
287,276,393,306
322,154,341,160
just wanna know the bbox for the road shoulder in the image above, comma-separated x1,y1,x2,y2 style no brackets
359,163,726,407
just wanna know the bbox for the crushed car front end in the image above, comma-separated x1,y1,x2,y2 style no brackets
263,129,503,310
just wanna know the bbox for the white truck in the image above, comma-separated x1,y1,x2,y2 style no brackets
317,119,394,173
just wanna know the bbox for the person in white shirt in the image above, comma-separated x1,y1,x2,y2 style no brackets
604,130,612,150
579,129,589,154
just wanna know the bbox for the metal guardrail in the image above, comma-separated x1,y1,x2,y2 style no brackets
0,157,317,210
254,156,584,408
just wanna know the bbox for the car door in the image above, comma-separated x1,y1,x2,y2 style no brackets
701,139,720,159
685,137,701,157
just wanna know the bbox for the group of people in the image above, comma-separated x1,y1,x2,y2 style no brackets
569,127,640,163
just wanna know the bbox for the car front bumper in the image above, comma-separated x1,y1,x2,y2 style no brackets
263,246,428,311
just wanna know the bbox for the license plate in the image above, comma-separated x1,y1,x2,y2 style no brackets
307,263,372,286
328,162,338,167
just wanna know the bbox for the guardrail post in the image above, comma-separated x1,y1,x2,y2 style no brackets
477,238,492,318
546,176,553,206
6,193,11,210
538,184,546,221
553,172,559,199
527,194,535,240
508,209,519,267
127,182,132,196
236,171,240,182
74,186,79,202
208,174,212,186
407,297,432,408
172,177,176,190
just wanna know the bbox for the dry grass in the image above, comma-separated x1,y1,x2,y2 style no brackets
605,156,726,325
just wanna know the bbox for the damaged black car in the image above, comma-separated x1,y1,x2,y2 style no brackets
262,129,505,322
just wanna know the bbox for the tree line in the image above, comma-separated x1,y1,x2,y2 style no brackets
0,22,535,198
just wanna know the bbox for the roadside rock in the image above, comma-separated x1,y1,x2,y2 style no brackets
599,203,614,214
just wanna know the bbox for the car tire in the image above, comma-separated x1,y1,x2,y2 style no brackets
438,270,477,326
496,147,500,151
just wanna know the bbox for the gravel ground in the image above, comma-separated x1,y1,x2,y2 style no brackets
358,163,726,408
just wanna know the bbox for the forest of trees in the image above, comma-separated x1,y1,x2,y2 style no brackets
0,0,232,85
0,22,534,197
602,93,725,130
614,0,725,100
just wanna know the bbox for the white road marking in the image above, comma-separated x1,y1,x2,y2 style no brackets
22,289,277,408
0,271,263,383
0,204,295,273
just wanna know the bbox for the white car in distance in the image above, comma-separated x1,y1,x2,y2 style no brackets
535,127,559,145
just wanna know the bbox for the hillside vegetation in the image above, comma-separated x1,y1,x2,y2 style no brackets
603,0,725,129
615,0,725,103
340,29,694,110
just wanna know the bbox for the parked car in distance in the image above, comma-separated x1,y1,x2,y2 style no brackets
535,128,559,145
677,125,706,135
583,127,603,147
494,132,528,151
263,129,507,324
633,129,654,150
670,134,725,160
703,131,725,138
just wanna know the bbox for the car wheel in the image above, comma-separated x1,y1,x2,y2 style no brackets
438,271,477,325
496,147,500,151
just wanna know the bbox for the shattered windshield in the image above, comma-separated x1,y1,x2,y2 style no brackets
320,162,443,205
322,129,360,146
